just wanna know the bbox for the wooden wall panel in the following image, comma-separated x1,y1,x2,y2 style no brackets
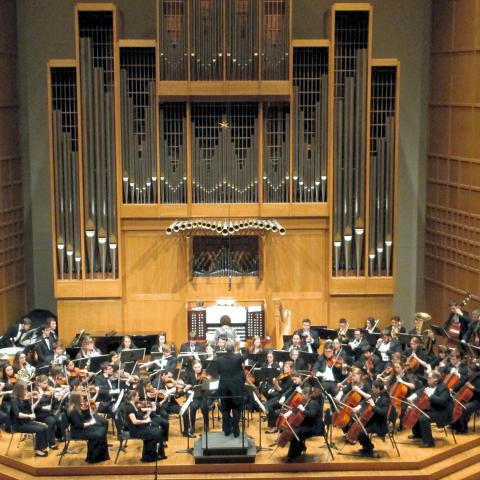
0,0,26,333
57,299,123,344
426,0,480,320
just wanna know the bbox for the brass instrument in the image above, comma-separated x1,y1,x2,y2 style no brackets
415,312,433,353
391,320,402,339
18,361,36,381
338,320,350,340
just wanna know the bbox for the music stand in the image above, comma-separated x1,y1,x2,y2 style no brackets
246,352,266,367
365,332,381,346
317,328,338,341
431,324,448,338
299,351,319,368
176,390,195,455
272,349,290,363
119,348,145,365
89,354,111,373
249,387,271,452
71,357,89,369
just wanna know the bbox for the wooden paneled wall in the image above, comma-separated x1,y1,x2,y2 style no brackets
58,216,393,345
426,0,480,322
0,0,26,332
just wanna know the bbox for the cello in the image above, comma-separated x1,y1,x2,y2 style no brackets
402,391,430,429
276,389,311,448
345,402,374,443
451,370,480,423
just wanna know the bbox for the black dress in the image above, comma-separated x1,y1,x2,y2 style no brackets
10,397,49,451
125,403,165,462
68,408,110,463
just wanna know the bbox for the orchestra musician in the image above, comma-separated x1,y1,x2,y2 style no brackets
47,317,58,343
293,319,320,353
51,342,68,366
66,391,110,463
286,384,325,462
35,324,55,366
94,362,120,416
10,381,51,457
336,318,350,341
403,336,431,379
248,335,264,354
125,390,166,462
75,336,101,359
282,333,307,352
407,370,453,448
313,343,345,398
349,329,369,362
288,348,306,371
356,380,391,457
386,316,406,338
451,362,480,434
444,304,470,347
462,309,480,346
116,335,136,353
214,315,239,344
365,317,381,334
0,317,32,347
179,331,205,355
216,340,245,437
375,330,401,371
151,331,176,355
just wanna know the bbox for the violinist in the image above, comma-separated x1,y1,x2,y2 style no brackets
183,360,213,435
75,336,101,359
125,390,166,462
2,364,18,391
248,335,264,354
312,343,344,397
356,380,391,457
10,381,50,457
34,375,62,448
286,385,325,462
293,318,320,353
94,362,120,416
265,363,296,433
66,391,109,464
451,362,480,434
179,331,205,355
407,370,453,448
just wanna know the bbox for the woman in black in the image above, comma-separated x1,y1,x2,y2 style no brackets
66,391,109,464
10,380,50,457
125,390,166,462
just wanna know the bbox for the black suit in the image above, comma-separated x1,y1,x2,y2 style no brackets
179,342,205,354
0,324,29,347
35,336,54,366
216,352,245,436
293,329,320,352
358,391,391,454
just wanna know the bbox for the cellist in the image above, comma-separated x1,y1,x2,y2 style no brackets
451,362,480,434
356,380,391,457
407,370,452,448
286,385,325,462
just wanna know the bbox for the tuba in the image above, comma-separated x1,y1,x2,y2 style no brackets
415,312,433,353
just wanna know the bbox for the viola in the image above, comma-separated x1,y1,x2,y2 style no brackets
7,373,18,384
345,402,375,442
402,391,430,429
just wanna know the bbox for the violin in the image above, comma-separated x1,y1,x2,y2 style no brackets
80,399,97,411
274,372,291,383
7,373,18,384
68,367,92,378
405,354,420,373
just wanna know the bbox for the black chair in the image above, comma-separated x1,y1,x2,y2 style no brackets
57,425,88,465
113,408,140,464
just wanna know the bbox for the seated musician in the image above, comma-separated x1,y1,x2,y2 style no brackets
336,367,371,408
293,318,320,353
202,342,216,370
51,342,68,366
282,333,307,352
349,329,369,362
249,335,264,354
75,336,101,359
407,370,453,448
151,331,176,355
431,345,449,370
10,380,51,457
356,379,391,457
375,330,401,371
116,335,136,353
47,317,58,343
386,315,406,337
215,335,228,352
265,362,297,433
313,342,344,397
336,318,349,341
261,350,279,369
66,391,109,464
444,303,470,344
214,315,239,345
155,345,177,371
462,309,480,346
0,316,32,347
125,390,166,462
179,331,205,355
2,364,19,391
289,348,306,371
439,349,468,383
286,384,325,462
451,362,480,434
151,369,192,437
355,345,383,381
94,362,120,416
183,360,213,434
34,374,61,448
404,336,431,379
365,317,380,334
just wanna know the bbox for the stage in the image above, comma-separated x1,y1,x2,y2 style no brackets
0,413,478,480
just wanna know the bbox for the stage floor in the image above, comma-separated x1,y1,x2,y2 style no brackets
0,412,479,480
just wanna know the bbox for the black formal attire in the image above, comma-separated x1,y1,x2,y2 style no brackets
358,390,391,455
463,320,480,345
179,342,205,354
312,356,344,397
1,324,30,347
125,403,165,462
348,337,370,362
151,354,177,372
35,336,55,366
411,383,453,447
151,343,177,354
216,351,245,436
451,375,480,433
287,396,325,460
293,328,320,353
68,408,109,463
265,376,294,428
444,312,470,341
94,374,119,416
10,397,49,451
34,391,60,446
183,370,213,433
403,347,429,378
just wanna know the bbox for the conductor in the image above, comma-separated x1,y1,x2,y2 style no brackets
216,340,245,437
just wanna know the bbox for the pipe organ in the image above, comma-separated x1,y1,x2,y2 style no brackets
47,2,399,343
